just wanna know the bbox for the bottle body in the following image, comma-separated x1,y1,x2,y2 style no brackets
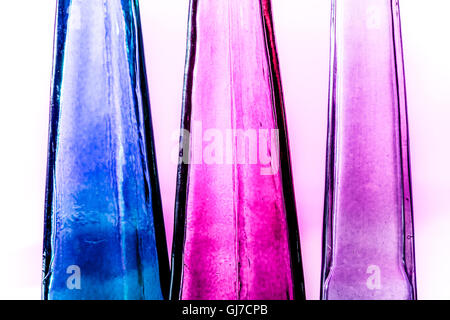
322,0,416,300
170,0,304,300
42,0,169,300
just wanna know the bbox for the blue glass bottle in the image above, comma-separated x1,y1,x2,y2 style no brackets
42,0,169,300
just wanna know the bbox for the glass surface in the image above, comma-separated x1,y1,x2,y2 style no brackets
170,0,305,300
321,0,417,300
42,0,169,300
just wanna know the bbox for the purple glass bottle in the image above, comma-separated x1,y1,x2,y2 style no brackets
170,0,305,300
321,0,416,300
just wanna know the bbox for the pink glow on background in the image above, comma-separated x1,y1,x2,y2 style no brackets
0,0,449,300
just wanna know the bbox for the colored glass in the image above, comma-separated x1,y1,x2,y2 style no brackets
42,0,169,300
321,0,416,300
170,0,305,300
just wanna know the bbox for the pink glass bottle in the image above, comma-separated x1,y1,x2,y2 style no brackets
321,0,417,300
170,0,305,300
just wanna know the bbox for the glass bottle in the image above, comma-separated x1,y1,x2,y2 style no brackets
170,0,305,300
42,0,170,300
321,0,416,300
